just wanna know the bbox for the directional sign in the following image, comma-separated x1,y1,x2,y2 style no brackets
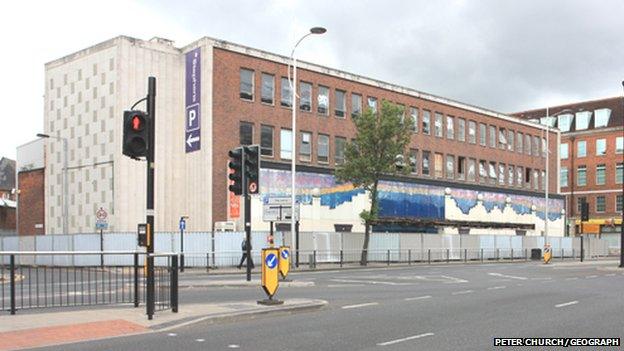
185,47,201,153
262,204,300,222
279,246,290,279
185,130,200,153
95,220,108,230
179,219,186,231
261,248,280,297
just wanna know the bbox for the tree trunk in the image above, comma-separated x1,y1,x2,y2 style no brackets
361,180,379,266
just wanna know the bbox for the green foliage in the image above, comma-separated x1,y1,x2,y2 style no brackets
335,100,413,223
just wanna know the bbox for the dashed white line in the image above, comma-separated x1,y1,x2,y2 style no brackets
404,295,432,301
227,345,240,349
196,339,205,342
341,302,379,309
605,274,616,277
452,290,474,295
377,332,435,346
487,286,506,290
167,333,177,337
585,275,598,279
488,272,528,280
565,277,579,281
327,284,365,288
555,301,579,308
331,278,412,286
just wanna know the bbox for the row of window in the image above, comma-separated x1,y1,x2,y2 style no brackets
532,108,613,132
239,122,547,190
239,68,548,158
576,195,623,213
560,137,624,159
561,163,624,187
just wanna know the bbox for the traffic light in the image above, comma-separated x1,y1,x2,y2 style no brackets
581,201,589,222
244,145,260,194
228,147,244,195
123,110,149,159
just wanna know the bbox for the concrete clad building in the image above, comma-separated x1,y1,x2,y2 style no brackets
42,35,564,236
514,97,623,236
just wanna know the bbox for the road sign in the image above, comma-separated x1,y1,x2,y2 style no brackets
279,246,290,279
261,248,280,298
267,197,292,205
262,204,300,222
179,219,186,231
96,207,108,220
95,207,108,230
95,220,108,230
185,47,201,153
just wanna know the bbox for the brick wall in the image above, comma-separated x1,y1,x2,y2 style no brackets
17,169,45,235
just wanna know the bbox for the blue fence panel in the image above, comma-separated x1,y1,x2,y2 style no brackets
35,236,54,266
73,234,101,266
104,233,136,266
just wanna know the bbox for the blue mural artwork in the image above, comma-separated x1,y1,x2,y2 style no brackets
377,181,445,219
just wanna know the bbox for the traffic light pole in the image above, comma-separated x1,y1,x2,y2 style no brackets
146,77,156,320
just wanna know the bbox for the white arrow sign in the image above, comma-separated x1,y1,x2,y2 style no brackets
186,133,200,147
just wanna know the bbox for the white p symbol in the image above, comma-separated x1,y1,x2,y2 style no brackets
188,110,196,127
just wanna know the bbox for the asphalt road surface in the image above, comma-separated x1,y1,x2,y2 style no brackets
34,261,624,350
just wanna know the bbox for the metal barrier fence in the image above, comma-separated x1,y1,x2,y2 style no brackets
0,251,178,317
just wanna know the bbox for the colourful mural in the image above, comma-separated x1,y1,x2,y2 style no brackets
377,181,445,219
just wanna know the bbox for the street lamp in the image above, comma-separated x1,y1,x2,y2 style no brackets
620,81,624,268
37,133,68,235
288,26,326,262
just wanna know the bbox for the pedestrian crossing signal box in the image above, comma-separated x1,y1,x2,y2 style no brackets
279,246,290,279
137,223,148,247
258,247,283,305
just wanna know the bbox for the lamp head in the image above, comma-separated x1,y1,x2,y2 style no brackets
36,133,50,138
310,27,327,34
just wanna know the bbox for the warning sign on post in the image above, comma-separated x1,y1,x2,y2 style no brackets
258,247,283,305
279,246,290,279
543,244,552,264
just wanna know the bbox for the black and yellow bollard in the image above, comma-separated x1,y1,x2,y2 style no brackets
258,247,283,305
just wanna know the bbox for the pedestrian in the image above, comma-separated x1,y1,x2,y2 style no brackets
238,238,254,269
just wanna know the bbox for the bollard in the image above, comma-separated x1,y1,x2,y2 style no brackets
180,254,185,273
171,255,179,313
428,249,431,264
10,254,16,315
525,248,528,262
206,253,210,273
340,250,343,268
464,249,468,263
313,250,317,269
387,250,390,266
408,249,411,265
481,248,484,263
134,253,139,308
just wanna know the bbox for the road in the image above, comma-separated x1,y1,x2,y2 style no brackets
34,262,624,350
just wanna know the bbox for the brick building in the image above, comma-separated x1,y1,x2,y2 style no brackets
16,139,46,235
42,35,564,235
0,157,16,235
513,97,623,236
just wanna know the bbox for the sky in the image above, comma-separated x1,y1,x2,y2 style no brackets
1,0,623,160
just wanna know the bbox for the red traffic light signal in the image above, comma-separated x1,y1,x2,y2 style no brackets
132,115,144,131
123,110,149,160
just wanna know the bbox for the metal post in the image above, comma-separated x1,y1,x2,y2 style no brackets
387,249,390,266
244,193,252,281
313,250,317,268
133,253,139,308
180,224,184,272
561,248,564,261
171,255,178,313
446,249,450,263
295,220,300,268
496,248,500,261
525,248,528,262
481,248,484,263
572,248,575,260
10,254,16,315
146,76,156,320
206,252,210,273
408,249,411,265
464,248,467,263
100,229,104,268
340,249,343,267
511,248,514,261
580,235,584,262
428,249,431,264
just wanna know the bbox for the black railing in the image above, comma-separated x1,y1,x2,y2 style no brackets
0,251,178,317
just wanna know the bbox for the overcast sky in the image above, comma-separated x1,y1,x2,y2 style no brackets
1,0,623,160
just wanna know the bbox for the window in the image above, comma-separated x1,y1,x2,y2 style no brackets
261,73,274,104
541,116,556,127
557,114,573,132
508,165,514,186
524,167,532,188
239,69,254,100
594,108,611,128
596,164,606,185
422,110,431,135
560,143,569,159
335,90,346,117
467,158,476,182
575,111,591,131
351,93,362,118
446,116,454,139
498,163,505,185
434,113,443,137
541,170,546,190
596,139,606,156
489,125,496,148
507,129,514,151
457,118,465,142
516,132,523,153
454,156,466,180
498,128,507,149
409,107,419,132
335,137,346,165
577,166,587,186
409,149,418,174
596,196,606,212
468,121,476,144
616,163,623,184
617,137,624,154
479,160,487,183
367,97,377,113
318,134,329,163
525,134,531,155
317,86,329,114
446,155,455,179
280,129,292,159
239,122,253,145
489,162,497,184
434,153,444,178
617,195,623,212
577,197,586,213
422,151,431,176
299,82,312,111
280,77,292,107
260,125,273,157
561,167,568,187
516,166,523,187
533,136,540,157
577,141,587,157
479,123,486,146
300,132,311,161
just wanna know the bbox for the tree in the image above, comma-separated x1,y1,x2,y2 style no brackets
335,101,412,265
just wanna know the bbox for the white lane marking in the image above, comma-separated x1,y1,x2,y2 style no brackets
555,301,579,308
452,290,474,295
439,275,469,283
542,280,555,284
487,286,506,290
585,275,598,279
167,333,177,337
331,278,412,286
565,277,579,281
530,277,552,280
196,339,205,342
605,274,616,277
341,302,379,309
516,283,523,286
377,332,435,346
405,295,432,301
327,284,365,288
488,272,527,280
227,345,240,349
